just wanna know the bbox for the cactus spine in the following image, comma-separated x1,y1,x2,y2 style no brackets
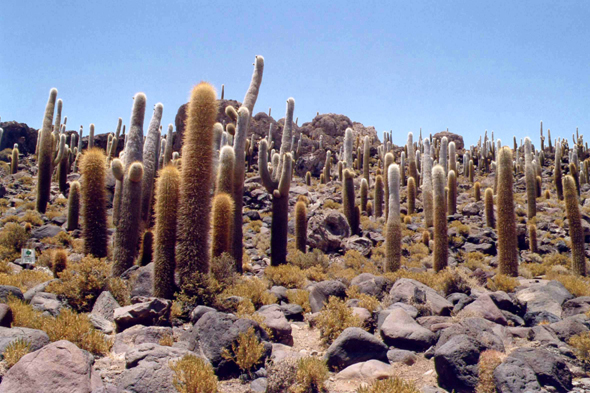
374,174,383,218
342,169,359,235
140,103,164,224
66,180,80,231
407,176,416,214
485,188,495,228
153,165,181,299
447,170,457,215
295,200,307,253
497,147,518,276
564,175,586,276
112,93,147,276
211,193,235,258
259,138,293,266
10,144,18,174
176,83,218,280
80,149,108,258
433,165,448,272
385,164,401,272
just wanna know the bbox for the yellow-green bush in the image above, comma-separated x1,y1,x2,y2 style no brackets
0,223,29,261
265,265,306,289
0,270,53,292
287,289,311,313
357,377,419,393
294,357,329,393
170,354,218,393
289,249,330,271
316,296,363,345
487,274,519,293
221,277,276,309
476,350,504,393
221,327,266,377
3,338,31,368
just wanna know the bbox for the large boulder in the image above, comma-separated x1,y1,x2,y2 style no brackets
515,280,573,319
432,131,464,151
0,304,13,327
334,360,392,382
294,148,326,178
112,325,174,354
0,121,38,155
459,294,507,325
433,334,483,393
379,308,436,351
113,297,171,332
436,317,505,353
307,211,350,253
130,263,154,298
309,280,347,313
350,273,393,300
117,343,201,393
91,291,121,322
31,224,65,240
324,327,388,371
562,296,590,317
0,326,50,355
192,311,271,378
255,304,293,345
0,285,23,302
509,347,572,392
388,278,453,316
0,340,102,393
493,357,543,393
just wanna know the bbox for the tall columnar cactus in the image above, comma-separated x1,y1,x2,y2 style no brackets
153,165,180,299
422,144,434,228
58,145,70,194
449,141,456,175
337,161,343,181
305,171,311,186
88,124,95,150
555,143,563,200
323,150,331,183
259,139,293,266
564,175,586,276
384,152,394,220
36,88,66,213
80,149,108,258
440,137,448,177
112,92,147,276
374,174,383,218
385,164,401,272
468,160,474,183
139,230,154,266
570,163,580,196
400,151,406,186
176,83,218,280
447,170,457,215
407,176,416,215
66,180,80,231
230,57,265,272
10,144,18,174
295,199,307,253
474,182,481,201
524,138,536,219
497,147,518,277
342,169,359,236
109,118,123,159
485,188,495,228
528,223,538,253
433,165,448,272
164,124,174,166
407,132,419,186
211,193,234,258
216,145,235,195
360,178,368,212
343,128,353,169
140,103,164,224
363,136,370,184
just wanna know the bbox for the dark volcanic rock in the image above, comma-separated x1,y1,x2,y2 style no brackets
0,121,38,155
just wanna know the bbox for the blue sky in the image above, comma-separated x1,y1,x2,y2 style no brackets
1,1,589,147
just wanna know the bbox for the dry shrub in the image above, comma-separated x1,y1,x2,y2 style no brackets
293,357,329,393
235,299,273,338
177,271,224,309
303,265,329,282
0,270,53,292
41,231,74,248
343,250,378,274
52,249,67,277
3,338,31,368
170,354,218,393
221,277,276,309
476,350,504,393
0,222,29,261
570,331,590,364
487,274,519,293
287,289,311,313
289,249,330,271
210,252,237,285
265,265,306,289
316,296,363,345
465,251,487,271
346,286,380,312
159,333,174,346
107,277,131,306
356,376,420,393
323,199,341,209
47,255,111,312
6,298,110,356
449,220,470,236
18,210,43,226
247,220,263,233
221,327,266,377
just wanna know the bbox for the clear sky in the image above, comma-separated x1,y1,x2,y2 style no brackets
1,1,589,147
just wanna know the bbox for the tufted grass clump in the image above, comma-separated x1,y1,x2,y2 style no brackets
323,199,341,210
221,277,277,309
570,331,590,365
449,220,470,236
18,210,44,226
170,354,218,393
2,338,31,368
41,231,74,248
0,222,30,262
292,357,329,393
316,296,363,345
266,358,299,393
356,376,420,393
289,249,330,271
487,274,519,293
476,350,504,393
0,270,53,292
545,271,590,297
346,286,380,312
287,289,311,313
221,326,266,378
265,265,306,288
